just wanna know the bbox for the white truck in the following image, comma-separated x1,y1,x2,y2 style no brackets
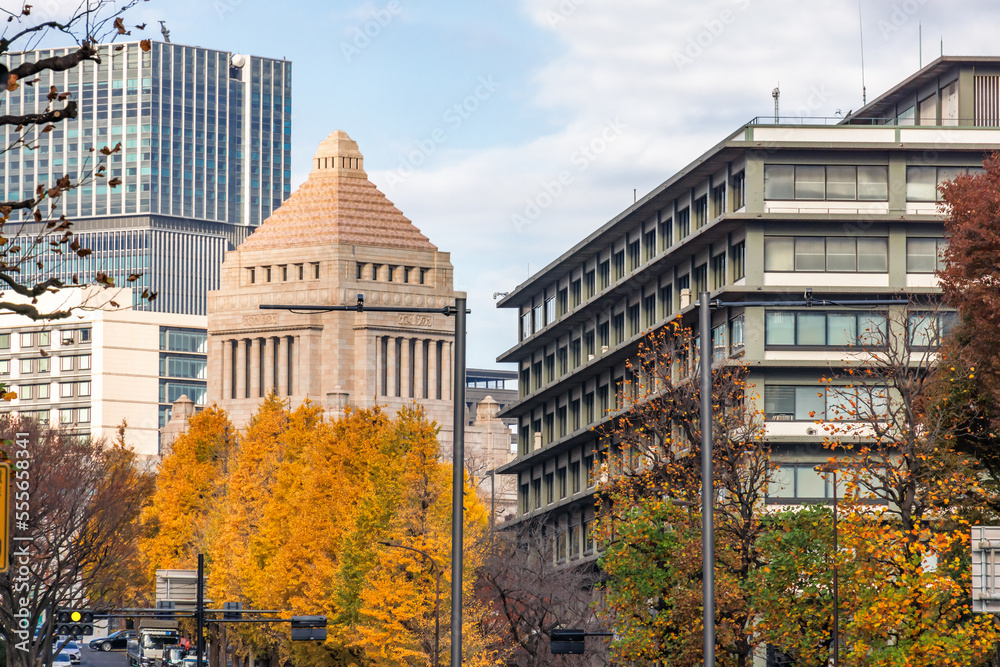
126,621,180,667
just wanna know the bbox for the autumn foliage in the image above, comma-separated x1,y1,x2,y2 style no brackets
142,397,489,667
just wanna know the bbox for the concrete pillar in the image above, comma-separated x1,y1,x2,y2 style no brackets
277,336,289,397
221,338,232,400
442,340,453,401
400,337,411,398
250,338,261,398
415,338,426,399
428,339,439,400
263,337,275,395
300,333,313,396
235,339,247,400
387,337,398,397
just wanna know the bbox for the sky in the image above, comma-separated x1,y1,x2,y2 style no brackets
7,0,1000,368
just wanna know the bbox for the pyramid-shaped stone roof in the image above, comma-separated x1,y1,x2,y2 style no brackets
238,130,437,252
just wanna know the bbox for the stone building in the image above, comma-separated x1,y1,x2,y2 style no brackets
207,131,463,447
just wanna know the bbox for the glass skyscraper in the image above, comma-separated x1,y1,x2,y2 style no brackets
0,41,292,314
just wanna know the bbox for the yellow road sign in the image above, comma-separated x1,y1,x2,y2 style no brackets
0,462,8,574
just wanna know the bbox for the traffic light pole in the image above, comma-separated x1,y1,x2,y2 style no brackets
196,554,205,667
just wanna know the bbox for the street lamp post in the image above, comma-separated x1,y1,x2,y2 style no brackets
379,541,442,667
261,294,468,666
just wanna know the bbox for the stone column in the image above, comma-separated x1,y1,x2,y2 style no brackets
292,334,301,396
442,340,453,401
426,340,436,400
250,338,261,398
400,337,411,398
387,337,398,397
277,336,289,397
263,337,275,395
221,338,232,400
235,339,247,400
414,339,426,399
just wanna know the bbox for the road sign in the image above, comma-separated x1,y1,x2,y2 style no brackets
0,462,8,574
971,526,1000,612
551,628,586,655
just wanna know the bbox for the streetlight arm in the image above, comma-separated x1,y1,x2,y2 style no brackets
378,541,441,574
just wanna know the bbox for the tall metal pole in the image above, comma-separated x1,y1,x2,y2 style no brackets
699,292,715,667
196,554,204,667
451,297,467,667
833,471,840,667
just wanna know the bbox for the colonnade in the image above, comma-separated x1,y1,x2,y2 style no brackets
220,335,298,399
374,335,453,401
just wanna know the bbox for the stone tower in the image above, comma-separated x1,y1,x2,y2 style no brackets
207,131,463,447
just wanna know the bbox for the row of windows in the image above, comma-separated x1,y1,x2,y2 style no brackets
521,240,746,340
8,407,90,426
160,328,207,354
764,236,945,273
766,311,954,349
0,355,92,375
355,263,431,285
764,165,889,201
763,164,983,203
16,381,91,400
248,263,320,284
0,329,92,350
518,456,596,513
764,385,888,421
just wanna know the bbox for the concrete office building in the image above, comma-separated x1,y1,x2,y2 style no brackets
0,41,292,315
495,56,1000,564
0,287,206,459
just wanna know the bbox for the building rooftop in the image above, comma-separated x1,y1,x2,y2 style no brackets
239,130,436,252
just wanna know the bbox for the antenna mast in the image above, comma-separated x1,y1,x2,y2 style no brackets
772,85,780,123
858,0,867,105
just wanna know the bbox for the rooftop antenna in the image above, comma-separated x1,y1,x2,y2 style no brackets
858,0,867,105
159,20,171,43
772,85,780,123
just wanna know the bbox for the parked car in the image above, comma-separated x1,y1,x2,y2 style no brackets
89,630,135,652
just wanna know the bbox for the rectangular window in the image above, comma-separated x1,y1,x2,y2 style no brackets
711,253,727,289
906,237,946,272
77,355,91,370
557,468,567,499
731,241,746,280
763,164,794,199
765,311,887,347
598,261,611,289
794,165,826,199
20,358,33,374
677,207,690,238
20,332,33,348
732,171,746,209
826,165,857,200
0,359,8,375
628,240,641,271
570,280,581,308
711,324,726,362
519,484,530,514
693,196,708,228
532,479,541,510
0,333,8,349
521,312,531,340
570,338,581,368
858,166,889,200
533,304,543,332
644,294,656,328
765,236,888,273
659,284,673,318
660,215,673,249
693,264,708,295
78,381,91,396
908,312,957,348
557,288,568,317
59,356,73,371
730,315,745,354
60,382,73,398
571,461,581,494
711,183,726,217
585,270,596,298
544,472,554,504
906,166,938,201
643,229,657,261
613,250,625,280
545,297,555,325
37,331,50,347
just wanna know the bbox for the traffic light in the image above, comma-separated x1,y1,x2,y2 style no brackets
550,628,586,655
56,609,94,636
289,616,326,641
223,602,243,621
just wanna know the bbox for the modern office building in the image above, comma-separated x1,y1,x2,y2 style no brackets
0,40,292,315
495,56,1000,563
0,286,206,459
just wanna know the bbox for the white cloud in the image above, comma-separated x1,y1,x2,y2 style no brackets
370,0,1000,367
